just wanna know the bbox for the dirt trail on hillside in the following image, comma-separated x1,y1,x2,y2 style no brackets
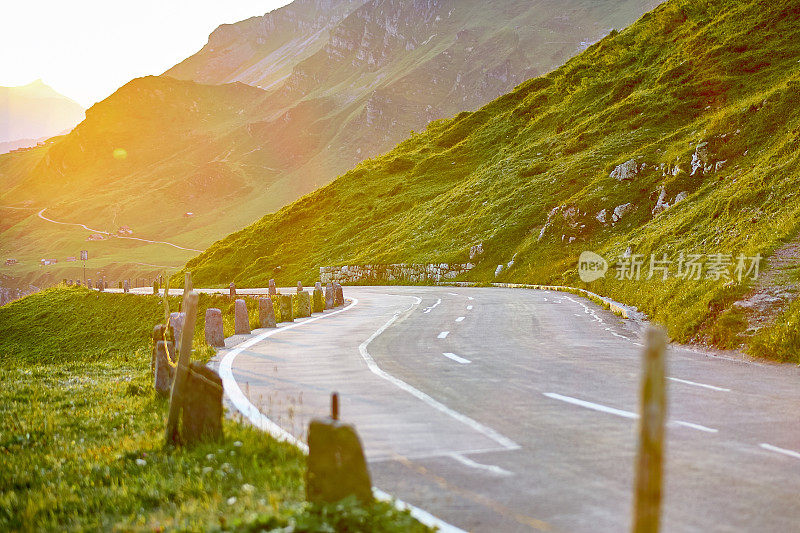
735,237,800,332
36,208,203,252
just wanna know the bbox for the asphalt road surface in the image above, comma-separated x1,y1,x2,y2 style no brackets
210,286,799,532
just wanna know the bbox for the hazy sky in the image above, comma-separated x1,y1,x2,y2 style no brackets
0,1,292,107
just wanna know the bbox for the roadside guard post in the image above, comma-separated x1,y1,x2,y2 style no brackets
633,326,668,533
306,392,373,504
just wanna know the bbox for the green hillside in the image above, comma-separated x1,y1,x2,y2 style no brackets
179,0,800,360
0,0,656,290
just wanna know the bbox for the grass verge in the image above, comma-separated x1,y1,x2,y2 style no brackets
0,287,431,531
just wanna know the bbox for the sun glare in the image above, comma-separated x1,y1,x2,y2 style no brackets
0,1,291,107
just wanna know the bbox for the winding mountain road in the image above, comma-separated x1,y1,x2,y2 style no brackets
36,208,203,252
136,285,800,532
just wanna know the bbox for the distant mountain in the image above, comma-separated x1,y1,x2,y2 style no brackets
0,0,657,281
0,80,84,143
0,136,46,155
177,0,800,361
166,0,660,181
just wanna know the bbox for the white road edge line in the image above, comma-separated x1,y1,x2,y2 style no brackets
760,443,800,460
447,292,460,296
438,331,450,339
373,489,467,533
455,316,466,322
442,352,471,364
543,393,718,433
360,298,519,451
217,298,466,533
447,452,513,477
668,377,731,392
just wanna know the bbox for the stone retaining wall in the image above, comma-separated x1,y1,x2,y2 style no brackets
320,263,474,284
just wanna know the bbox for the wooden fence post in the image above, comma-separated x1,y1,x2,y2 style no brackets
632,326,668,533
184,271,192,294
166,291,199,445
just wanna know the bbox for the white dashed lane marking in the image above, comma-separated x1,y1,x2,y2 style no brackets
543,392,718,433
442,352,471,364
760,443,800,460
668,377,731,392
438,331,450,339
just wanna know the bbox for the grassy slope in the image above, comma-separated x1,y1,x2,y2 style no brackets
179,0,800,361
0,287,429,531
0,0,656,287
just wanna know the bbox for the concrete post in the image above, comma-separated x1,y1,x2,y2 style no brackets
334,283,344,307
204,308,224,347
297,281,303,293
87,278,93,289
124,279,130,293
234,299,250,334
259,297,277,328
315,281,322,292
269,279,277,296
313,289,325,313
153,340,176,396
325,282,335,309
181,362,223,444
279,294,293,323
633,327,668,533
294,291,311,318
169,312,186,350
306,393,372,504
229,282,236,299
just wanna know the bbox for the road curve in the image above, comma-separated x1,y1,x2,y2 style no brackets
36,208,203,252
153,285,799,532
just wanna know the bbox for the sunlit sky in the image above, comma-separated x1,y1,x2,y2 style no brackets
0,1,292,108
